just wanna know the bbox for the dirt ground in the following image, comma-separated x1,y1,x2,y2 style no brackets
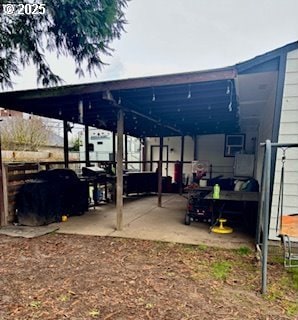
0,233,297,320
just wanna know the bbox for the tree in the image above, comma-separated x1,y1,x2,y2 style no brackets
0,0,128,88
1,116,50,151
70,136,81,152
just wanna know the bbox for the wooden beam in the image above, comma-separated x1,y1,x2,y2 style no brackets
158,136,163,207
116,109,124,230
102,91,181,135
193,135,198,160
2,68,236,100
0,132,6,226
124,134,128,170
63,120,69,168
112,131,116,162
84,125,90,167
179,135,185,195
142,138,147,172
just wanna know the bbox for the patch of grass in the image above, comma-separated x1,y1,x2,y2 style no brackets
236,246,252,256
211,261,232,281
284,301,298,317
198,244,208,251
288,268,298,290
181,243,209,253
268,254,284,265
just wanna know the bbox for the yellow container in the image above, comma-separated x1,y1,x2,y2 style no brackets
61,215,68,222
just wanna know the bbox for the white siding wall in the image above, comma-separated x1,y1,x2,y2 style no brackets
146,133,254,182
146,136,194,180
269,49,298,240
197,134,234,178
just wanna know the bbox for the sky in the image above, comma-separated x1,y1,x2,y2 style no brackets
10,0,298,91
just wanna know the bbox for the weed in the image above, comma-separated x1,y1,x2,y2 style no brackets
211,261,232,280
89,309,100,318
58,294,70,302
29,301,41,308
145,303,154,309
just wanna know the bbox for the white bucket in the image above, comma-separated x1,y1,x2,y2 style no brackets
199,179,207,187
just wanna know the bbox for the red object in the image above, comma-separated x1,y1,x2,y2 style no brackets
174,161,182,183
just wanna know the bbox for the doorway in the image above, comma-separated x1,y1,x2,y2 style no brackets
150,145,169,176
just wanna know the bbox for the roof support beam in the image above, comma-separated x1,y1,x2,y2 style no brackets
103,91,181,135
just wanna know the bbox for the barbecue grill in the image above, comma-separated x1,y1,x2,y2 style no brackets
81,166,108,204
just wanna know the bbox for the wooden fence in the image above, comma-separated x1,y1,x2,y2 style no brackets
1,163,40,225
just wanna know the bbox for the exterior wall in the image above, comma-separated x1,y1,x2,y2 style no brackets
146,136,194,179
197,134,234,178
147,133,255,182
269,49,298,240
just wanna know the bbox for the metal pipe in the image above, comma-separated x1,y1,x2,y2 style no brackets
261,139,271,294
260,142,298,148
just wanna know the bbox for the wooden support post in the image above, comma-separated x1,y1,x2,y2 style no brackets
112,131,116,161
116,109,124,230
85,125,90,167
63,120,69,168
158,136,163,207
179,135,185,195
1,164,8,226
0,132,6,226
124,134,128,170
193,135,198,160
142,138,147,172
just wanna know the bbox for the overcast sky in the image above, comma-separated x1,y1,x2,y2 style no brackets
11,0,298,91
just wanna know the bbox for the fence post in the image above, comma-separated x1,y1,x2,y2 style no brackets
0,163,8,226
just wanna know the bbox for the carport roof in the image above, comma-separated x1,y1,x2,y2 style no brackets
0,66,239,137
1,40,297,138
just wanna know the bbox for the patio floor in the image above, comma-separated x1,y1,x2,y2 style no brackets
52,194,255,249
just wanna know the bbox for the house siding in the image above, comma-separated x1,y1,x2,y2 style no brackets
269,48,298,240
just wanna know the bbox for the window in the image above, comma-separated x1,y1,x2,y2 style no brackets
224,134,245,157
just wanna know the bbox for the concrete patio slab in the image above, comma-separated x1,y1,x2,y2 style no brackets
52,194,254,249
0,225,59,238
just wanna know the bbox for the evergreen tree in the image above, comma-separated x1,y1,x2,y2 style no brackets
0,0,128,88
